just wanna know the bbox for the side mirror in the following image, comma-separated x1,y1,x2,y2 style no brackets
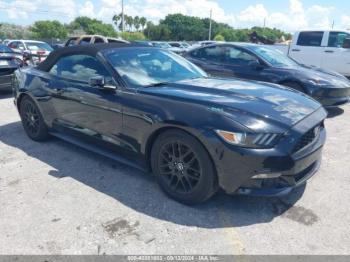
249,60,264,70
89,76,105,87
342,38,350,49
89,76,117,91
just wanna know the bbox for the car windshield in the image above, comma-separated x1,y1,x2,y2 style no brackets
25,42,53,51
104,48,207,87
0,45,13,53
248,46,298,67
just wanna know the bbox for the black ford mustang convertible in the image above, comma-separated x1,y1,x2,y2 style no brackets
13,43,327,204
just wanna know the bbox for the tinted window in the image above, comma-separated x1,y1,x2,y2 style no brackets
80,38,91,45
9,41,23,49
94,37,104,44
66,38,77,46
297,31,324,46
222,46,256,65
328,32,350,47
193,46,223,62
248,46,298,67
170,43,180,47
50,54,112,83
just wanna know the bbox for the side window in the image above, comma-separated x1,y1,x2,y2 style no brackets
223,47,256,65
18,42,25,50
198,46,223,62
328,32,350,47
80,38,91,45
9,42,18,49
94,37,104,44
49,54,113,84
190,49,204,59
297,31,324,46
66,38,77,46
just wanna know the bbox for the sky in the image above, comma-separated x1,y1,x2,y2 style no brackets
0,0,350,32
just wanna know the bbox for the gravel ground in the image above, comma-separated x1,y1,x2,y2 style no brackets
0,93,349,255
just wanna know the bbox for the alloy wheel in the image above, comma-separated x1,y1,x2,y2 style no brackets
158,141,202,194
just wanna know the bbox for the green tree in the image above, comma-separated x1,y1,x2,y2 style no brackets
30,20,68,40
214,34,225,41
134,16,141,31
124,15,134,32
0,23,32,39
120,31,146,41
112,13,121,30
68,16,117,37
142,13,291,42
140,17,147,31
144,23,171,40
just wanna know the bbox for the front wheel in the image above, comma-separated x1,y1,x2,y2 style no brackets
151,130,217,205
19,96,50,141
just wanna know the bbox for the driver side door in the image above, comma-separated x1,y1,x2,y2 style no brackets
47,54,124,148
219,45,269,82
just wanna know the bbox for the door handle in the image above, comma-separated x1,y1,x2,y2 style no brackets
324,50,334,53
291,49,300,52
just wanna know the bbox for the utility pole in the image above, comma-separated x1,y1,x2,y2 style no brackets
209,9,212,40
332,20,335,29
263,17,266,28
122,0,125,32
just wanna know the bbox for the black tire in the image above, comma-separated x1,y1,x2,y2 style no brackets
19,96,50,141
282,81,306,94
151,129,217,205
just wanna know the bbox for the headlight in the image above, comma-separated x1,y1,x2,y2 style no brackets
215,130,281,148
215,130,246,145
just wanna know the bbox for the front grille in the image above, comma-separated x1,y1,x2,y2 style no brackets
292,125,321,153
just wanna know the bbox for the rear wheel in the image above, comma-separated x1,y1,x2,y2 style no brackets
19,96,50,141
151,130,217,205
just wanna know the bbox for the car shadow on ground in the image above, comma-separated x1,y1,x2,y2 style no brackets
327,107,345,118
0,121,307,229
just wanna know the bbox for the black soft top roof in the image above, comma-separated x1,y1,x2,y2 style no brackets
37,43,150,72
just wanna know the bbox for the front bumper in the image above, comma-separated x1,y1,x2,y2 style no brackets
0,66,17,91
202,107,327,196
310,86,350,107
0,74,13,91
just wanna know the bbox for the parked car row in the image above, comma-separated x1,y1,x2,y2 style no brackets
0,44,21,91
13,42,332,205
184,42,350,107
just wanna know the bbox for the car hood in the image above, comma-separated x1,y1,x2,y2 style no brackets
140,77,322,130
279,64,350,87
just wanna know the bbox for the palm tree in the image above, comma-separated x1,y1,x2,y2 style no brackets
134,16,141,32
140,17,147,31
113,13,124,31
125,15,133,32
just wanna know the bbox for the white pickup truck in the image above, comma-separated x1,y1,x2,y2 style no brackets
273,30,350,77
